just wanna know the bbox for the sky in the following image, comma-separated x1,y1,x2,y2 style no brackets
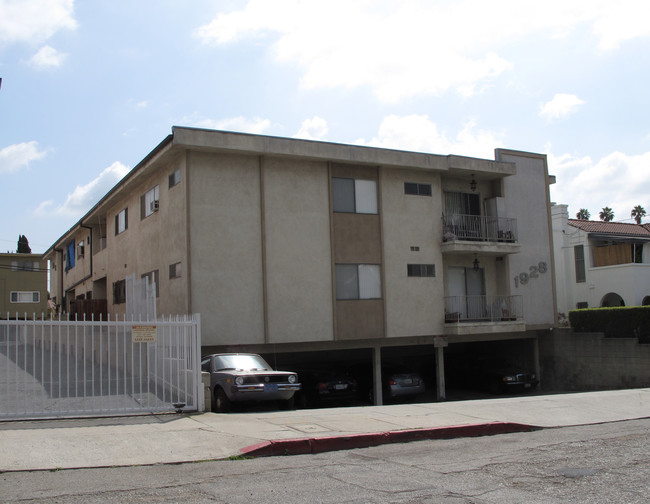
1,0,650,254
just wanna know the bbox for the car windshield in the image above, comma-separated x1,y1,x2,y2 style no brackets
213,354,271,371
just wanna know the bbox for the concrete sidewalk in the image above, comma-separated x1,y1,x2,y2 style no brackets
1,388,648,472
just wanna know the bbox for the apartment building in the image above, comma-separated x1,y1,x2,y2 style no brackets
0,253,49,318
552,204,650,314
45,127,557,400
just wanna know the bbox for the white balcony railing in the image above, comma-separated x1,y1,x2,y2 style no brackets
443,214,517,243
444,295,523,323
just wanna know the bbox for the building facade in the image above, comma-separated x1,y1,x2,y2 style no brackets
45,127,557,401
552,204,650,314
0,253,49,318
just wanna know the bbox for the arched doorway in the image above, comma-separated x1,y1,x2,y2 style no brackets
601,292,625,307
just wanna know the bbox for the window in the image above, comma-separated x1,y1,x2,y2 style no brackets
77,241,85,259
574,245,586,283
633,243,643,264
141,270,160,297
66,240,75,270
169,262,182,279
335,264,381,300
332,177,378,214
115,208,128,235
407,264,436,277
169,169,181,188
141,185,160,219
10,291,40,303
11,260,39,271
113,279,126,304
404,182,432,196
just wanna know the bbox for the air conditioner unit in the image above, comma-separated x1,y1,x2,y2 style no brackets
150,200,159,212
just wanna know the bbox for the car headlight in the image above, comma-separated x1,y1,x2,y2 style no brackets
502,376,516,382
288,375,296,384
235,376,244,385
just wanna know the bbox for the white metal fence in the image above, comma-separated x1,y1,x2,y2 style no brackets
0,313,202,420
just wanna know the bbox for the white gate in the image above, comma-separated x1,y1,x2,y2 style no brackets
0,313,202,420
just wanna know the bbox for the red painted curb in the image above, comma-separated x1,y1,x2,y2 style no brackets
240,422,538,457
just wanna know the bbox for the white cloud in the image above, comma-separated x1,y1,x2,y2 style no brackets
293,116,328,140
355,115,504,159
185,116,272,135
0,0,76,46
195,1,650,103
28,45,66,68
38,161,130,218
0,141,47,173
549,148,650,223
540,94,585,121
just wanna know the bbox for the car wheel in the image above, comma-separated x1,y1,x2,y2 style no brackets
214,387,231,413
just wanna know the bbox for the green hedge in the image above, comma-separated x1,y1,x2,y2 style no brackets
569,306,650,342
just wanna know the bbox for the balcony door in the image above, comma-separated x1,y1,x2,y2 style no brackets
444,192,481,239
448,266,486,319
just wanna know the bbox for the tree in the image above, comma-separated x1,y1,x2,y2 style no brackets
599,207,614,222
631,205,646,224
17,235,31,253
576,208,590,220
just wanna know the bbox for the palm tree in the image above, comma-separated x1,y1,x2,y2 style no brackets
599,207,614,222
576,208,590,220
631,205,646,224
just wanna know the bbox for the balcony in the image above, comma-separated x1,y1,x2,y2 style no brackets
442,214,520,255
443,295,525,335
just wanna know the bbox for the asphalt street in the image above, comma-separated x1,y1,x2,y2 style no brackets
1,419,648,503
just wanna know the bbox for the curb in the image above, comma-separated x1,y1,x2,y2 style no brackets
240,421,539,457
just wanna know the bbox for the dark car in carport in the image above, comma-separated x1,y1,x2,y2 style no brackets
450,354,538,394
295,369,359,407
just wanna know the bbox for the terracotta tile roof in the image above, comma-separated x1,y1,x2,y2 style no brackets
568,219,650,237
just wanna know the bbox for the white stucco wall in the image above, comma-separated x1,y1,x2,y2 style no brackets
498,151,556,327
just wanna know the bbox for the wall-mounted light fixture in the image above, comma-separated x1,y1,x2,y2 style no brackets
470,174,477,192
473,254,480,271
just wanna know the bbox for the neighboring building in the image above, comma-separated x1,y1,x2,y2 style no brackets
0,253,49,318
552,204,650,314
45,127,557,400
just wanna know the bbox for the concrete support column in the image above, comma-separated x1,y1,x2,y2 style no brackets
434,337,448,401
372,346,383,406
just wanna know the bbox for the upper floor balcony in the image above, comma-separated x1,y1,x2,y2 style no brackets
441,214,521,255
443,294,526,336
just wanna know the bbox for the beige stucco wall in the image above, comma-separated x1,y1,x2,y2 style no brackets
263,158,334,344
498,151,556,327
188,151,265,346
103,154,188,317
381,169,445,337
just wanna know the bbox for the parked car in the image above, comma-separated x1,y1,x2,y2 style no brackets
201,353,300,412
383,369,425,402
481,365,538,394
295,369,359,407
449,354,538,394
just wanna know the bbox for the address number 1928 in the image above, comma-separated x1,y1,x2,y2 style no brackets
514,261,548,288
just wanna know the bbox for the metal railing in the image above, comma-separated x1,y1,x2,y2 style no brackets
442,214,518,242
0,313,202,420
444,295,523,323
